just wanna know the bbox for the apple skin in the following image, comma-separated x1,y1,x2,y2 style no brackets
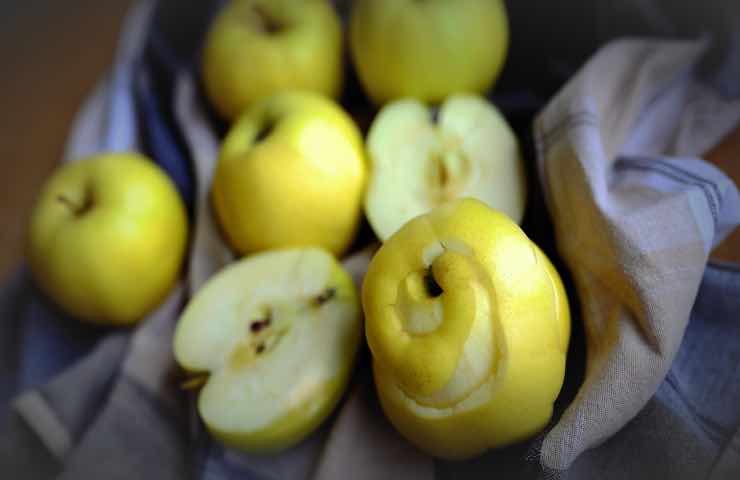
203,0,344,120
349,0,509,105
212,91,366,258
206,375,348,453
362,198,570,459
173,247,362,453
27,153,188,326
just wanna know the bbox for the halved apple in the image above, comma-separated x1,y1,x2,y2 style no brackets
173,248,362,453
364,94,526,241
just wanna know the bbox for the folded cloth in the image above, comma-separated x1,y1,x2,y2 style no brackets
533,37,740,474
2,1,740,480
564,261,740,480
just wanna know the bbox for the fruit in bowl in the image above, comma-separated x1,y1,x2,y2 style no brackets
362,198,570,459
364,94,526,241
349,0,509,105
173,247,362,453
212,91,366,257
27,153,188,326
202,0,344,119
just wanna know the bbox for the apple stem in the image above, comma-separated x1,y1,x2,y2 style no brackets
56,194,93,217
252,5,282,34
56,195,78,211
180,374,208,391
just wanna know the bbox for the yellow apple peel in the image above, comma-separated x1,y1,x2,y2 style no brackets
362,198,570,459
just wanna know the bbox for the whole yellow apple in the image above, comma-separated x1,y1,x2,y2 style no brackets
349,0,509,105
203,0,343,120
212,91,366,257
174,247,362,453
27,153,188,326
362,198,570,459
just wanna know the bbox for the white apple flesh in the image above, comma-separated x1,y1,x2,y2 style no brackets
365,94,526,240
173,248,361,453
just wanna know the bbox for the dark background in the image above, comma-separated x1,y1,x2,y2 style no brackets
0,0,135,283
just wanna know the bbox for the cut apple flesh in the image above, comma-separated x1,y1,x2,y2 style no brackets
173,248,361,452
365,94,526,240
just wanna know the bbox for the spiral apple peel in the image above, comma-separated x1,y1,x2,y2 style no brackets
362,198,570,459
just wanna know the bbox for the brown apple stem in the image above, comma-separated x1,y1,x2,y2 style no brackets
252,5,283,34
56,195,78,211
56,194,93,217
180,374,209,391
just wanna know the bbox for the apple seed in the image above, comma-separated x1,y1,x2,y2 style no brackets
313,288,336,306
250,310,272,333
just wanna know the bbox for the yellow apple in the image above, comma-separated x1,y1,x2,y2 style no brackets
365,94,526,240
349,0,509,105
27,153,188,326
202,0,343,120
362,198,570,459
173,247,362,453
212,91,366,257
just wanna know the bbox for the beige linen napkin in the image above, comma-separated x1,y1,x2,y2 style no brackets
534,38,740,471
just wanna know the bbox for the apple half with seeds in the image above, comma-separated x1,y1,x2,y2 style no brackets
364,94,526,241
173,247,361,453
